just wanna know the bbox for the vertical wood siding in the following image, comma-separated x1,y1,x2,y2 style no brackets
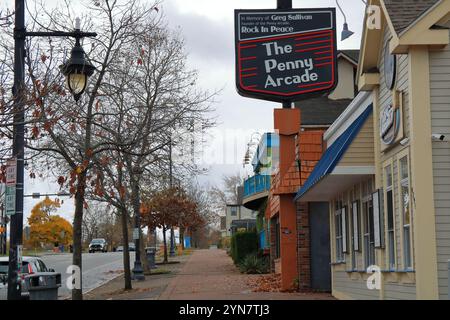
429,29,450,299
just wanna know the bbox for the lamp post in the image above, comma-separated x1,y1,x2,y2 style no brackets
7,0,96,300
168,136,176,257
131,166,145,281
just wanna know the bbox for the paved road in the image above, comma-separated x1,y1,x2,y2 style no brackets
41,251,134,299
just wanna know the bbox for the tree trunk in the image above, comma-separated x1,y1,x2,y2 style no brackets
72,173,86,300
120,207,132,290
162,225,168,263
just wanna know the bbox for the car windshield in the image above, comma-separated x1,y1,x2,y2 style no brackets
91,239,104,244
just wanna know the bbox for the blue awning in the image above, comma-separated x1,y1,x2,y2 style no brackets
294,104,373,201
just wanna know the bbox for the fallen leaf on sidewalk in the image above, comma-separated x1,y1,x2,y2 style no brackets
246,274,282,293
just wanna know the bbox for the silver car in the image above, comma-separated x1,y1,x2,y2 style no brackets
0,256,54,300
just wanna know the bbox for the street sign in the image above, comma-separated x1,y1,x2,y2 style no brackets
235,8,337,103
133,228,139,240
5,185,16,216
17,245,23,270
6,158,17,186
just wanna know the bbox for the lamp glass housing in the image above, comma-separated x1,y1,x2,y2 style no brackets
66,72,87,95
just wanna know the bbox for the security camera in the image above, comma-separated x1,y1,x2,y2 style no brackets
432,134,447,141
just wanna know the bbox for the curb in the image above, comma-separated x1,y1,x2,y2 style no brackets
61,271,124,300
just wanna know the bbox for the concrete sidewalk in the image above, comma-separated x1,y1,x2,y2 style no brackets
158,249,334,300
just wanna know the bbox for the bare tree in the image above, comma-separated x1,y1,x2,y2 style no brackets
20,0,164,300
1,0,216,298
209,173,243,217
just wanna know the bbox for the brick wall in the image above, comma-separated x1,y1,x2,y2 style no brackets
269,215,277,272
296,202,311,291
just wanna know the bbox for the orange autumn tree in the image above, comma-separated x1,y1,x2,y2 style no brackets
141,187,202,263
26,197,73,249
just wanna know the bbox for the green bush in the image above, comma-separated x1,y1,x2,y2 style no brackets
238,253,269,274
230,230,258,263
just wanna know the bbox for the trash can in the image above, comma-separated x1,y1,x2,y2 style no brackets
145,247,157,269
24,272,61,300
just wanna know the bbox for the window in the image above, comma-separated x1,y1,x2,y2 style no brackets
230,207,237,217
363,197,375,267
334,200,344,262
37,259,47,272
385,165,396,270
351,200,360,270
400,156,412,269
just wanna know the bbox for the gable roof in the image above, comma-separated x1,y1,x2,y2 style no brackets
384,0,441,34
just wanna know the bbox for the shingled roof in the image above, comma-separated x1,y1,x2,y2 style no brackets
295,97,353,126
384,0,441,34
294,50,359,126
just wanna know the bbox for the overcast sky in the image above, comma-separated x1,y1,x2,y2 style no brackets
3,0,366,223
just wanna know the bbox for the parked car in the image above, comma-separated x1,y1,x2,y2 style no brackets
89,238,108,253
0,256,55,300
116,243,136,252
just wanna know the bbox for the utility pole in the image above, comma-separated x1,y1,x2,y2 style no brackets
169,137,176,257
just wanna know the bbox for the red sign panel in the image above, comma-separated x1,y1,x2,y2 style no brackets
235,9,338,103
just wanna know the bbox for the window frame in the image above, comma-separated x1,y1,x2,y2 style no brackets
334,199,345,263
363,194,375,268
352,200,360,253
398,152,413,271
383,162,397,271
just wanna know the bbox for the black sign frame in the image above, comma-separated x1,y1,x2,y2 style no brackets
235,8,338,103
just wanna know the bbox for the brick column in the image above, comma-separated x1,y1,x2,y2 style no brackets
274,108,300,291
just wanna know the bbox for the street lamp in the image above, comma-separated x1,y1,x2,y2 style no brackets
335,0,354,41
59,19,96,102
336,0,368,41
7,0,97,300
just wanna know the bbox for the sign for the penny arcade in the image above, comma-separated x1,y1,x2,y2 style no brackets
235,8,338,103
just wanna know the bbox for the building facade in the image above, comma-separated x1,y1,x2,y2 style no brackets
296,0,450,299
253,51,360,291
221,204,257,238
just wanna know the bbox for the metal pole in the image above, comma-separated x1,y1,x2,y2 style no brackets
169,137,176,257
277,0,293,109
7,0,25,300
277,0,292,9
131,172,145,281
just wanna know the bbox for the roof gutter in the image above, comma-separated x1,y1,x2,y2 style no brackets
323,91,372,143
